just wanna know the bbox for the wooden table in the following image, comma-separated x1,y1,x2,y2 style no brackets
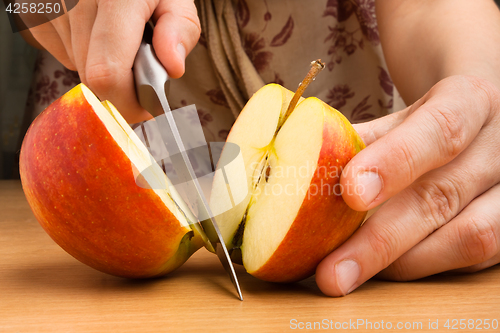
1,180,499,332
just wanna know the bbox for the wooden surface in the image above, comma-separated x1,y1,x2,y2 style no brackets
1,179,500,332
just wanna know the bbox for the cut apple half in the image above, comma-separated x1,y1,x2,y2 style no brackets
20,84,207,278
99,98,212,251
83,89,188,227
211,82,367,282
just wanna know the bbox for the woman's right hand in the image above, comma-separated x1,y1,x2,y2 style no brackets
25,0,201,123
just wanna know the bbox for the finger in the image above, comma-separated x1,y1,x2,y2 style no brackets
28,21,74,69
316,110,500,296
152,0,201,78
67,0,97,82
341,76,495,211
352,101,417,146
50,13,76,69
85,0,155,123
451,252,500,273
378,183,500,281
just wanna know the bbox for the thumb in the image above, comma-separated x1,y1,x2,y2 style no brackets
153,0,201,78
341,95,436,213
340,104,417,212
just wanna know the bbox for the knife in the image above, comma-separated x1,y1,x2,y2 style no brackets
133,22,243,301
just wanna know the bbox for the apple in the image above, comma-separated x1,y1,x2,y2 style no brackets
19,60,366,285
19,84,209,278
210,61,367,282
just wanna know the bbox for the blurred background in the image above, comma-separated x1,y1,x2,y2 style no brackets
2,0,500,179
1,10,37,179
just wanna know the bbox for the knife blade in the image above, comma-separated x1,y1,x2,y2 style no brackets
133,22,243,301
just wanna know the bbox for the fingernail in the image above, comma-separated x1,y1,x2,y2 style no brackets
355,171,382,206
176,43,186,69
335,259,360,296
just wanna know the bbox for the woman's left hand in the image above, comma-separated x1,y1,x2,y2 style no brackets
316,75,500,296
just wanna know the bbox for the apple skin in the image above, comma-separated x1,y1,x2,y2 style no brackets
19,85,203,278
248,98,367,282
213,83,368,283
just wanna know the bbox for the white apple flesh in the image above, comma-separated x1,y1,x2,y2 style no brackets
211,83,367,282
19,84,207,278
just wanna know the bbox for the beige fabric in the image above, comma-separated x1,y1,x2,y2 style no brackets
166,0,405,143
27,0,406,145
200,0,265,117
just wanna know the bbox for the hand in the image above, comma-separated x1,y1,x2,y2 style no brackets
25,0,201,123
316,75,500,296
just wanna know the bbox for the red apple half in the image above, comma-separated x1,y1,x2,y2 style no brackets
210,84,367,282
19,84,208,278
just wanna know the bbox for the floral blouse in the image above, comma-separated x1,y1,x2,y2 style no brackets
25,0,405,144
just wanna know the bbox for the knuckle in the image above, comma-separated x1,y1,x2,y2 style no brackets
411,180,459,230
458,215,499,265
180,8,202,41
468,76,500,122
460,262,489,274
383,260,413,282
430,106,466,158
366,225,400,270
444,75,498,122
170,0,202,41
142,0,158,15
85,62,121,93
388,139,417,184
461,75,496,105
58,56,77,72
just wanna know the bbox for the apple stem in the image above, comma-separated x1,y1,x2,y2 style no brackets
254,60,325,196
277,59,325,131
